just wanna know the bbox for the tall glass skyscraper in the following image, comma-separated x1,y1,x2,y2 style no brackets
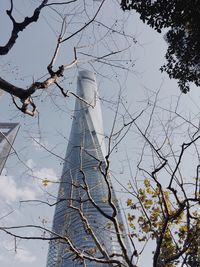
46,71,132,267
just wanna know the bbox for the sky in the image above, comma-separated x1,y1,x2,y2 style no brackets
0,1,200,267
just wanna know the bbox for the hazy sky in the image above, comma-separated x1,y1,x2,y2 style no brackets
0,1,200,267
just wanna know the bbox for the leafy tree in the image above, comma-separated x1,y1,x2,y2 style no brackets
186,229,200,267
122,91,200,266
121,0,200,93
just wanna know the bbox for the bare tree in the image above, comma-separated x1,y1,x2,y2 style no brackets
1,2,199,267
0,0,135,115
0,108,139,266
1,87,200,266
0,2,136,265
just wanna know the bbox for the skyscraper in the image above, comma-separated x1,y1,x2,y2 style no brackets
0,122,20,175
46,70,132,267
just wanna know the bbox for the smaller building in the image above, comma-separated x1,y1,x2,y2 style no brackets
0,123,20,175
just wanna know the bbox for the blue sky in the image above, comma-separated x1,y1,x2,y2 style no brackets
0,1,200,267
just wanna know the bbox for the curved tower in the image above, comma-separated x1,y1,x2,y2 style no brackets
46,70,132,267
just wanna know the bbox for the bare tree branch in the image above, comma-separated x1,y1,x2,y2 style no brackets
0,0,48,55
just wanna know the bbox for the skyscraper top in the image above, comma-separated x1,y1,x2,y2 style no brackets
75,70,107,159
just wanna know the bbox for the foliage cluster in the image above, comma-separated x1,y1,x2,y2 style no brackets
127,179,200,266
121,0,200,93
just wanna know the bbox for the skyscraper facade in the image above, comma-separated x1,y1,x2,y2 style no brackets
0,122,19,175
46,71,132,267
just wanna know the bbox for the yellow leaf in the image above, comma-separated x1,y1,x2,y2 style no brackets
101,196,108,203
127,198,133,206
42,178,50,187
128,213,135,222
144,178,150,188
127,182,132,189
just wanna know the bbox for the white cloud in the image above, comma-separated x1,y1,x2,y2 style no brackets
31,137,49,151
26,159,35,169
15,248,36,263
0,175,36,202
0,254,4,261
0,165,58,203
